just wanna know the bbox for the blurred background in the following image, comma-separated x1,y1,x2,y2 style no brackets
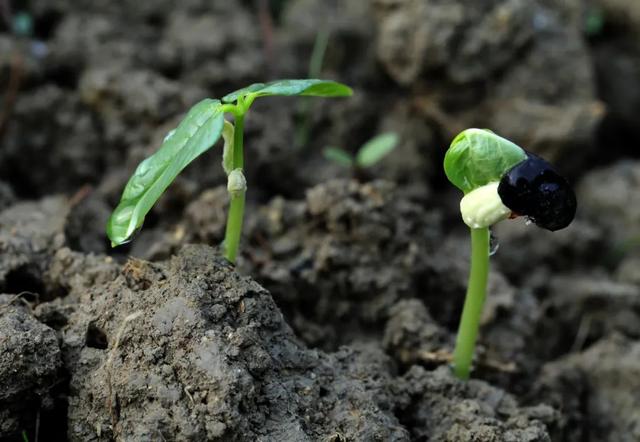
1,0,640,440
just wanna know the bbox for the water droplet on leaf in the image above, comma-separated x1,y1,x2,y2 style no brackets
163,129,176,142
118,225,143,245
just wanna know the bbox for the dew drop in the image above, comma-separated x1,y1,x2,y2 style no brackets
118,225,143,245
489,230,500,256
163,129,176,142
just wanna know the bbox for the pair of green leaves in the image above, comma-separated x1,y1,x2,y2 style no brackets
324,132,399,169
221,79,352,104
443,129,526,194
107,79,352,247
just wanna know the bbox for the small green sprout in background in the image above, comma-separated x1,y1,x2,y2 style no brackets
323,132,399,171
295,26,331,149
12,12,33,37
444,129,576,380
107,79,352,263
584,7,605,37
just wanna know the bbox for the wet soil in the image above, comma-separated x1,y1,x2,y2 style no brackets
2,0,640,441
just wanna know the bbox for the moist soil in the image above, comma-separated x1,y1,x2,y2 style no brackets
1,0,640,441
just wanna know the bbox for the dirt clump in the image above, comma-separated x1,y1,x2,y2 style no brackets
0,196,69,296
54,244,552,441
0,294,63,439
533,333,640,441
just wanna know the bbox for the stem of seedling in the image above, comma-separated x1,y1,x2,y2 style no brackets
453,227,490,380
223,105,246,263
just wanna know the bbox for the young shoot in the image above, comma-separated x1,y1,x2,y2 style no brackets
323,132,399,171
106,79,352,263
295,26,330,149
444,128,576,380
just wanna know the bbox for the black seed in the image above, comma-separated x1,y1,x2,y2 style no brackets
498,152,576,231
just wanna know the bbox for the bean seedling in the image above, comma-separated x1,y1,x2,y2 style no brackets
107,79,352,263
323,132,399,171
444,129,576,380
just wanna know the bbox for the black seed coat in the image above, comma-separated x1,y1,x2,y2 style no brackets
498,152,576,231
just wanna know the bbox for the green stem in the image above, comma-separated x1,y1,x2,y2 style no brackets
232,112,244,170
223,112,245,263
224,193,245,263
295,27,330,149
453,227,490,380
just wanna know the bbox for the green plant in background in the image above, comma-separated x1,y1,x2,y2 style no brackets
584,7,605,37
107,79,352,263
295,27,331,148
323,132,399,171
444,129,576,380
12,12,33,37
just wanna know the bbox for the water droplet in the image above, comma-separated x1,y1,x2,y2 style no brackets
489,230,500,256
118,225,143,245
163,129,176,142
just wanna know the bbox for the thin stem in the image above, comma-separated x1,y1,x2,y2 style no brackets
232,112,244,169
295,27,329,149
223,112,246,263
453,227,490,380
309,26,330,78
220,103,239,115
224,193,245,263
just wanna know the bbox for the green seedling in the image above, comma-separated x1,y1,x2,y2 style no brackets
107,79,352,263
584,7,605,37
295,27,330,148
323,132,399,171
12,12,33,37
444,129,576,380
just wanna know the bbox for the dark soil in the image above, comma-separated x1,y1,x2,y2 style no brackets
2,0,640,441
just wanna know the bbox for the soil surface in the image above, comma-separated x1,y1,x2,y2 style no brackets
2,0,640,441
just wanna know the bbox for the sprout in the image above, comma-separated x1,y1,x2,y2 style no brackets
444,128,576,380
323,132,399,171
107,79,352,263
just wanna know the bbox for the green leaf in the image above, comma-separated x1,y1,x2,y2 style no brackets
444,128,527,194
323,147,354,168
222,79,352,103
221,83,266,104
356,132,399,168
107,99,225,246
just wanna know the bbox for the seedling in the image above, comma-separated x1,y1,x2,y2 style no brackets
444,129,576,380
295,26,330,148
323,132,399,171
107,79,352,263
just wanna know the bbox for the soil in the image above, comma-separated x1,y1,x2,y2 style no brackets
1,0,640,441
